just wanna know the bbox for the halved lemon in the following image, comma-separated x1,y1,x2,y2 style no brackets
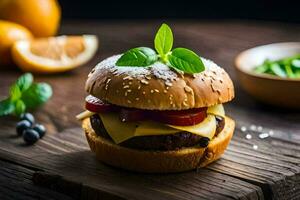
11,35,98,73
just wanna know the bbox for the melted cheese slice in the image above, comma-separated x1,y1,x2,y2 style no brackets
99,113,218,144
167,115,216,139
207,104,225,117
99,112,139,143
93,104,225,144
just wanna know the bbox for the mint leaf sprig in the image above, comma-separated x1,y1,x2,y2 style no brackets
116,23,205,74
0,73,52,117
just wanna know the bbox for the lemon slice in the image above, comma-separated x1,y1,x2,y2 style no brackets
12,35,98,73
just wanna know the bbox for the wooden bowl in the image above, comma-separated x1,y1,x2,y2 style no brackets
235,42,300,109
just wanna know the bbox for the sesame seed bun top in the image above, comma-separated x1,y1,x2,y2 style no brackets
85,55,234,110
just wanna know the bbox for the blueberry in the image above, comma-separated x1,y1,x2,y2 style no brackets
199,137,210,147
23,129,40,145
16,120,32,136
20,113,35,125
33,124,46,138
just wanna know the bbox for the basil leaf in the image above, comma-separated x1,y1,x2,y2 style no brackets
168,48,205,74
116,47,158,67
154,23,173,59
270,63,286,77
16,73,33,92
10,84,22,101
0,99,15,116
22,83,53,108
15,99,26,116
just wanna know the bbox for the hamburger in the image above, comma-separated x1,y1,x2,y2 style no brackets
77,24,235,173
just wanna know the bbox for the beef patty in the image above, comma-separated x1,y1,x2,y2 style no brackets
90,114,225,151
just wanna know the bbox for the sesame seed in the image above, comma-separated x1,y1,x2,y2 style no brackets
128,82,132,85
184,86,192,93
127,100,132,104
138,85,141,90
123,85,130,89
105,79,111,90
163,90,168,93
140,79,149,85
145,76,151,80
150,90,154,93
127,89,132,93
124,92,128,96
142,91,146,95
165,82,172,87
135,98,139,101
154,89,159,93
166,87,169,90
123,76,133,80
121,118,126,122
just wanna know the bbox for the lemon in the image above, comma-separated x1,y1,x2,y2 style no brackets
0,20,33,66
0,0,61,37
12,35,98,74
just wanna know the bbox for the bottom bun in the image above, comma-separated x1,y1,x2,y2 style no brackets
82,116,235,173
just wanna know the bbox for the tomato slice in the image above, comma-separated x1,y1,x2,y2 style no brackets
119,108,147,122
149,108,207,126
85,95,207,126
85,95,116,113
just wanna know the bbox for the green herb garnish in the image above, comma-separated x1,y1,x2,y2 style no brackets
116,23,205,74
0,73,52,117
254,54,300,78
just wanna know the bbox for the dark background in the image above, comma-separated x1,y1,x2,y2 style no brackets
59,0,300,22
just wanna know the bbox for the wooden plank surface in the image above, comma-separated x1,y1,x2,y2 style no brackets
0,159,73,200
0,20,300,199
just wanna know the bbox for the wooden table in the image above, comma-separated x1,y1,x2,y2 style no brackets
0,20,300,200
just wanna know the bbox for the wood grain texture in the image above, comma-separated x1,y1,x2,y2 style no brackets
0,128,263,200
0,159,73,200
0,20,300,199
